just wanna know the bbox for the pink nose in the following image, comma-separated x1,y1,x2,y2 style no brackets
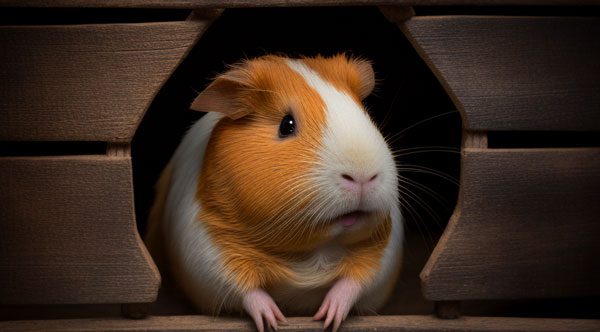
341,173,379,191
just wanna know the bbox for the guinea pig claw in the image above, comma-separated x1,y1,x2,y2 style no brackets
314,278,362,332
243,288,287,332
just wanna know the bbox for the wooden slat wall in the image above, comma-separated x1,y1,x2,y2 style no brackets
0,18,209,142
421,148,600,300
393,15,600,301
0,0,597,8
401,16,600,131
1,315,600,332
0,156,160,304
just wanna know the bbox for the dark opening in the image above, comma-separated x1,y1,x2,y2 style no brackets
415,5,600,16
132,6,461,316
0,141,107,157
488,131,600,149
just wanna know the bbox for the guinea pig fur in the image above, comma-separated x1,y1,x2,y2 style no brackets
145,54,403,332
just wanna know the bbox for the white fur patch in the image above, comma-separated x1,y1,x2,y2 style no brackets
286,59,403,309
285,60,398,218
161,112,240,312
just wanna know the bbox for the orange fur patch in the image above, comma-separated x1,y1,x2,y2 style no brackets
197,56,329,292
301,54,375,103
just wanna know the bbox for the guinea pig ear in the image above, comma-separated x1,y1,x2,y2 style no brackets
190,68,251,120
351,58,376,100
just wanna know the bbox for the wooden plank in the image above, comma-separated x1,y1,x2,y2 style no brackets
1,315,600,332
0,17,212,142
0,156,160,304
0,0,598,8
401,16,600,131
421,148,600,300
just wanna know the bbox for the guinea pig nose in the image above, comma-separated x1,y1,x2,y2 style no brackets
341,173,355,182
340,173,379,185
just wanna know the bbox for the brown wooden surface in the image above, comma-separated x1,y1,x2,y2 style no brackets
421,148,600,301
0,156,160,304
1,315,599,332
0,0,598,8
0,18,211,142
401,16,600,131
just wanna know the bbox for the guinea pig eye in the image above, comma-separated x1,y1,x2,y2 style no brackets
278,113,296,139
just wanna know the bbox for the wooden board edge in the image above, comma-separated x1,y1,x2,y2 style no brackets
122,156,162,303
420,130,477,300
128,11,222,142
1,315,599,331
107,152,161,302
419,198,463,301
396,18,469,130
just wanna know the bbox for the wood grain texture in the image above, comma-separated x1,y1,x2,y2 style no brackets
1,315,600,332
0,0,598,8
401,16,600,131
422,148,600,300
0,156,160,304
0,18,211,142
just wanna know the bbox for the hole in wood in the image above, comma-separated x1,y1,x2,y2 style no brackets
132,6,461,318
415,5,600,17
488,131,600,149
0,141,107,157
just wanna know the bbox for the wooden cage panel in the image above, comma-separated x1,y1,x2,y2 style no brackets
401,16,600,131
0,16,211,142
0,156,160,304
421,148,600,300
2,315,600,332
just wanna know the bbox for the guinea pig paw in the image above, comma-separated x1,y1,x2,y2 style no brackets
313,278,362,332
242,288,287,332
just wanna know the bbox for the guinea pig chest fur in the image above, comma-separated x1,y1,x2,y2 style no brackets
145,54,403,332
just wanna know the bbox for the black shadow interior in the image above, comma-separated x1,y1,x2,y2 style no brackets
132,6,461,316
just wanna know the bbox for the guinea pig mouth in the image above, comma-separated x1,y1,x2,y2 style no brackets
333,210,369,228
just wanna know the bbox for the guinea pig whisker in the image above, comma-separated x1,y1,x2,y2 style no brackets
398,184,445,233
397,184,442,226
306,195,337,227
392,145,459,153
384,110,459,145
241,174,315,222
390,146,460,158
294,189,333,227
256,178,320,221
286,189,332,232
378,86,403,131
397,195,434,250
247,182,325,243
397,176,451,211
396,190,436,250
396,165,458,186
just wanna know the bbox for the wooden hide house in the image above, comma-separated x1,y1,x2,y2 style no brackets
0,1,599,331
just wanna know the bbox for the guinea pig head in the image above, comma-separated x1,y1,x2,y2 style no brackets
191,55,397,252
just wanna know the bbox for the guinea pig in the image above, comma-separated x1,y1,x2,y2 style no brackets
145,54,403,332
